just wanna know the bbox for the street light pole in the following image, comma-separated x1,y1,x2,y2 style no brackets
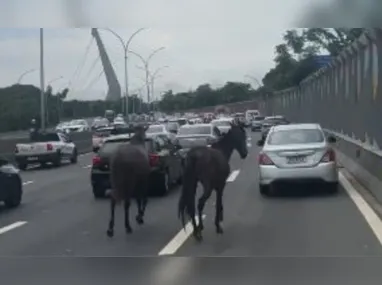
150,66,169,111
103,28,146,119
17,68,38,84
129,47,165,112
39,28,46,131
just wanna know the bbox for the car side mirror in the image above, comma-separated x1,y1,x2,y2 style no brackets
327,135,336,143
257,139,264,147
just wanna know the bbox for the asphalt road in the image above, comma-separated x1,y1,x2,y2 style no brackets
1,132,382,284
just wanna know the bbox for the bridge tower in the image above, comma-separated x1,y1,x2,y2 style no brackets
91,28,121,101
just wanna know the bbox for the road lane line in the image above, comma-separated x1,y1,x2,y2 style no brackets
158,215,206,255
82,165,92,169
22,181,33,186
226,170,240,182
0,221,27,235
339,172,382,245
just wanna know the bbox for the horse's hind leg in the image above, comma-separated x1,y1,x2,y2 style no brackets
214,187,224,234
106,197,116,237
135,179,148,225
124,199,133,233
197,184,213,231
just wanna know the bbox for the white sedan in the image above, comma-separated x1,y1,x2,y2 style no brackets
257,123,338,196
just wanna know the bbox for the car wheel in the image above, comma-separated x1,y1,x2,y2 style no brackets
93,185,106,199
17,163,27,171
52,152,62,167
259,184,271,196
70,148,78,164
4,180,22,208
326,182,339,194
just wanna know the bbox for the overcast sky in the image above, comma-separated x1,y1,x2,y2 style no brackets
0,0,325,101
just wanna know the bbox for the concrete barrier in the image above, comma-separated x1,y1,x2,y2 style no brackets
324,130,382,203
0,131,93,162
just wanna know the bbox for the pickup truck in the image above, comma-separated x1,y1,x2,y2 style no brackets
14,132,78,170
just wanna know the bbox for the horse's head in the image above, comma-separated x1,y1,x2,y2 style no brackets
133,125,147,141
223,121,248,159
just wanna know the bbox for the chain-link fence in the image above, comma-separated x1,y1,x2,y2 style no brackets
260,28,382,150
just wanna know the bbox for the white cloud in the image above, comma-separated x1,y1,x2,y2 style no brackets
0,0,316,101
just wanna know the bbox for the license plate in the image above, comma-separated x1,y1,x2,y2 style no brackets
287,156,306,164
27,156,38,161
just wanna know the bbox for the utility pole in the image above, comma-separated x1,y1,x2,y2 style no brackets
39,28,46,131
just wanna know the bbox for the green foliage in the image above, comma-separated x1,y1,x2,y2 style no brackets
158,82,265,113
262,28,365,91
0,84,151,132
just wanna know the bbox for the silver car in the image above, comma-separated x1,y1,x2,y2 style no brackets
257,123,338,196
146,124,176,142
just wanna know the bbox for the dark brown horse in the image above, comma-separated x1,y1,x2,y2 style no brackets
106,125,151,237
178,122,248,241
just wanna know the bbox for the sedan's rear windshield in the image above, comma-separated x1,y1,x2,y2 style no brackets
147,126,164,133
267,129,325,145
263,118,288,125
212,120,231,127
100,139,153,155
253,116,265,121
178,126,211,135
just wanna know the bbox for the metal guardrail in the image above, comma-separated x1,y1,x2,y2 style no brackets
257,28,382,202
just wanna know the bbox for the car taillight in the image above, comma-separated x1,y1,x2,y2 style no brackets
92,155,102,166
149,154,160,166
320,149,336,163
258,152,274,165
46,143,53,151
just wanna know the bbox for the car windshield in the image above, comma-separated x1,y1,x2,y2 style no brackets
263,118,288,125
166,122,178,130
94,128,113,137
267,129,325,145
178,126,211,135
147,126,164,133
100,139,153,156
212,120,231,127
31,133,61,142
70,120,86,126
254,116,265,121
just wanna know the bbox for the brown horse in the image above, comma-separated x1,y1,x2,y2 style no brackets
106,125,151,237
178,122,248,241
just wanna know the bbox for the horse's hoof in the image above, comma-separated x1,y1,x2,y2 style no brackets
216,227,224,234
193,231,203,242
106,229,114,238
136,215,144,225
125,227,133,234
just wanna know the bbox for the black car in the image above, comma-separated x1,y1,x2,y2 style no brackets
0,158,23,208
261,116,290,140
90,134,183,198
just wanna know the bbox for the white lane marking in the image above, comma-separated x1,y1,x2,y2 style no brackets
339,172,382,245
0,221,27,235
226,170,240,182
82,165,92,169
79,153,91,158
158,215,206,255
22,181,33,186
247,143,252,147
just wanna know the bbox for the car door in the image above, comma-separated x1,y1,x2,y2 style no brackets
59,134,73,157
157,135,178,182
161,135,182,181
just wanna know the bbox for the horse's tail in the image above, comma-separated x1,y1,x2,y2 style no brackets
178,152,198,229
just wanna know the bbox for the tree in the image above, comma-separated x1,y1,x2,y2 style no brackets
261,28,365,92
